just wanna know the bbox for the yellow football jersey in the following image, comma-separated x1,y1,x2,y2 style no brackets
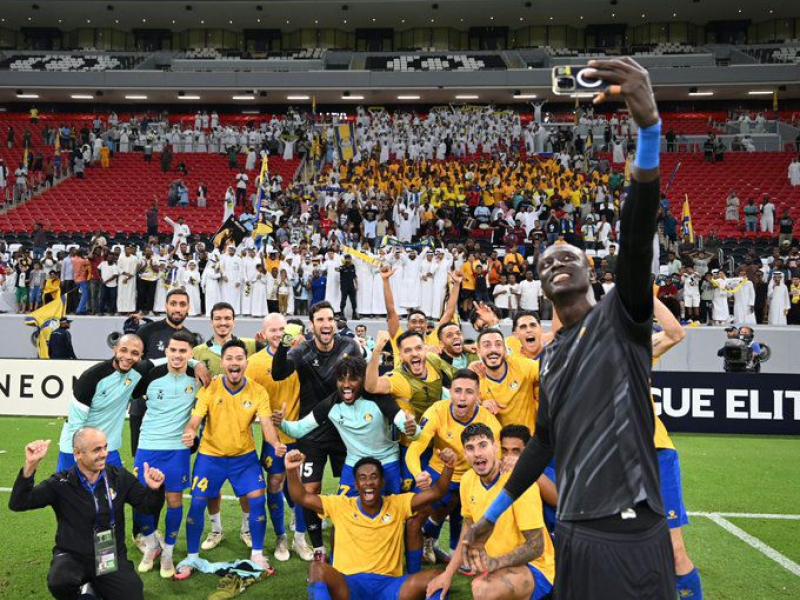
245,348,301,444
319,493,414,577
391,326,441,368
505,335,522,356
461,470,555,584
406,399,501,482
651,397,675,450
479,356,540,434
192,377,272,457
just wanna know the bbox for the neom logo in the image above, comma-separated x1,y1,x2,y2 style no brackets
0,374,80,400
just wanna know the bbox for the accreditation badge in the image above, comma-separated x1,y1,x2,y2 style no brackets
94,528,119,575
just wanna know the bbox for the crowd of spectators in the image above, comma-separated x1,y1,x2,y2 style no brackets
1,105,798,326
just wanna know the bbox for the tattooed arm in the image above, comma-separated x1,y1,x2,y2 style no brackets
478,528,546,574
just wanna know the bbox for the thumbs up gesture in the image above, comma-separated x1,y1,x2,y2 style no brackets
271,402,286,428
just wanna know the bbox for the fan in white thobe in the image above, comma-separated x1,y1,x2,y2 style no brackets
767,273,790,326
220,246,243,312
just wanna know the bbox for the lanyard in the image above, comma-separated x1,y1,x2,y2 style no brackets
75,467,115,531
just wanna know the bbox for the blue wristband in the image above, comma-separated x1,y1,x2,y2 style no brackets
484,489,514,524
634,119,662,170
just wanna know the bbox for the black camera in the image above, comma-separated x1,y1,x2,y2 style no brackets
722,338,751,373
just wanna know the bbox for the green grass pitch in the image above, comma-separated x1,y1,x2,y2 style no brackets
0,417,798,600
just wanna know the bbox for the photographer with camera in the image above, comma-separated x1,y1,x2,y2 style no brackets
718,325,767,373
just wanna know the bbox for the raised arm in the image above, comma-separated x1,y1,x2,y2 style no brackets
410,448,456,512
588,57,661,323
380,266,401,337
9,440,57,512
365,330,392,394
270,339,297,381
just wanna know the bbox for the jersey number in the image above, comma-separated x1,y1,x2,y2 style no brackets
192,476,209,492
302,462,314,478
337,484,351,496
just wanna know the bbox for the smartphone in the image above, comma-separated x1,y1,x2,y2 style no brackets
551,66,605,96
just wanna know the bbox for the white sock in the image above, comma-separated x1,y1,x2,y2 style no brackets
187,552,199,561
241,512,250,533
250,549,263,560
144,533,158,551
162,544,174,559
209,513,222,534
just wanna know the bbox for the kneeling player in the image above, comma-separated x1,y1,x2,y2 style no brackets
428,423,555,600
286,448,457,600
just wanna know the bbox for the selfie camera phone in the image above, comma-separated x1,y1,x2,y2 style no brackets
551,66,604,96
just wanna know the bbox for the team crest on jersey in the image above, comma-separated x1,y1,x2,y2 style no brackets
186,385,194,394
509,381,519,390
124,378,132,387
312,358,320,367
107,487,117,501
446,432,453,439
364,413,373,422
243,401,253,408
381,513,392,523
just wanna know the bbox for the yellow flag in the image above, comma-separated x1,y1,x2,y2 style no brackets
25,293,66,359
681,195,695,244
342,245,379,266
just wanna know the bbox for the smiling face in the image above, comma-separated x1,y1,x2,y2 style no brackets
166,293,190,327
113,335,144,373
221,346,248,385
463,434,497,478
406,312,428,335
165,338,192,371
211,307,235,340
74,429,109,475
439,324,463,357
354,463,384,509
477,331,507,371
311,306,336,347
538,244,591,303
337,371,363,405
399,334,427,377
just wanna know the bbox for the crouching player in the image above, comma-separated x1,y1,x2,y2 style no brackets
427,423,555,600
176,339,287,578
273,354,420,498
287,447,457,600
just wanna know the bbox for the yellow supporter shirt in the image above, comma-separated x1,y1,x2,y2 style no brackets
461,262,476,291
461,470,555,584
406,400,501,482
319,493,414,577
480,355,540,434
192,377,272,457
245,348,301,444
505,335,522,356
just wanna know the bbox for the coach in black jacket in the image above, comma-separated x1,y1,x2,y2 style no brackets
9,426,165,600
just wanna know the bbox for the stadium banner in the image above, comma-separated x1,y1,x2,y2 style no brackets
0,359,99,416
653,372,800,435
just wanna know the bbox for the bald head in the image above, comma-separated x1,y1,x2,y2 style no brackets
112,334,144,372
262,313,287,349
72,426,105,452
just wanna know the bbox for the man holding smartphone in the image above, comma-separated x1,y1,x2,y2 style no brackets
464,57,676,600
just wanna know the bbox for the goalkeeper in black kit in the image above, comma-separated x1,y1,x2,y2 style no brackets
463,57,676,600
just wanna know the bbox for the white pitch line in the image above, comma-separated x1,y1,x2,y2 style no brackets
707,514,800,577
689,511,800,521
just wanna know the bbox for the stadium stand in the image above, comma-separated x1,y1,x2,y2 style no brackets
2,52,139,71
365,53,506,71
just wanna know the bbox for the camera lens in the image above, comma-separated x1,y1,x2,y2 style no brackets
557,77,575,90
